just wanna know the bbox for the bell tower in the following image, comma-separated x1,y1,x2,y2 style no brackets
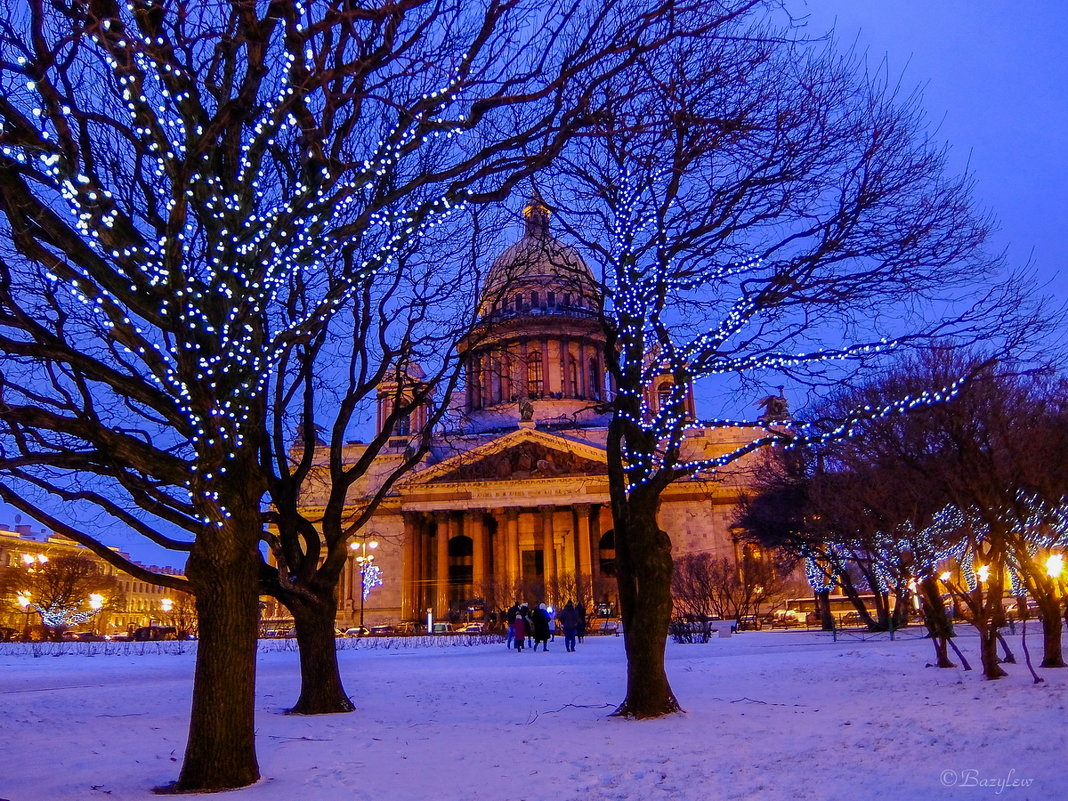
376,363,430,449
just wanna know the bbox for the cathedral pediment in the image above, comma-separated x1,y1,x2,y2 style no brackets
405,428,607,486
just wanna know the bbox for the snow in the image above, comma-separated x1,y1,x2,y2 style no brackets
1,628,1063,801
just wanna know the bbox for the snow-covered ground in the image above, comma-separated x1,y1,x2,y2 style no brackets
0,627,1062,801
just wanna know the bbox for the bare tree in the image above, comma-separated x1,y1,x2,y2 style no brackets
0,0,726,788
673,549,794,625
545,16,1046,715
795,353,1068,677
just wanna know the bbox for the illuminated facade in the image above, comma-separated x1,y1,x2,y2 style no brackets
293,198,768,628
0,524,184,635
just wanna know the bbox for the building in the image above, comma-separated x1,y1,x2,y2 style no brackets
0,523,185,636
293,198,770,628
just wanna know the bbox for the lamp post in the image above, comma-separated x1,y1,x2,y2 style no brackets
350,539,378,629
89,593,105,634
16,592,32,638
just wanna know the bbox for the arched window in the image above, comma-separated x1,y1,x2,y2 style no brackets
527,351,544,397
656,382,674,413
568,355,578,397
395,413,410,436
448,535,473,558
589,358,601,400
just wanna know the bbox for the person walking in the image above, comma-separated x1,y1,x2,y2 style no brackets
532,603,552,651
559,600,580,652
512,610,527,652
505,603,520,649
576,602,587,643
519,603,534,649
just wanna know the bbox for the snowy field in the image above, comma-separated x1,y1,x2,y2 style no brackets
0,627,1063,801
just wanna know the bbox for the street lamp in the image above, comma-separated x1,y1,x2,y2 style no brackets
16,592,32,637
1045,553,1063,580
89,593,105,634
350,539,378,629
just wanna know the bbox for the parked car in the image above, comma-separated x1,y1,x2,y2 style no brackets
132,626,178,641
343,626,369,637
455,622,484,634
839,611,865,627
369,625,395,636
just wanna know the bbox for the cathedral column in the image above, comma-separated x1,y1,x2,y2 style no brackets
574,503,594,589
578,340,588,399
491,510,505,590
556,338,569,397
590,504,603,592
501,353,512,403
541,339,554,396
518,340,529,399
435,511,450,617
505,508,520,590
469,510,487,595
540,505,557,600
401,513,417,620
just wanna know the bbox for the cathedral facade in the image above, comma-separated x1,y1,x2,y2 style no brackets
299,199,767,628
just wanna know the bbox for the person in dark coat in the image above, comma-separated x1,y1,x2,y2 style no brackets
532,603,552,651
512,611,527,652
559,600,580,652
519,603,534,648
576,603,587,643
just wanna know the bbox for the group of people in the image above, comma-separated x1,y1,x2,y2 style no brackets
505,600,586,653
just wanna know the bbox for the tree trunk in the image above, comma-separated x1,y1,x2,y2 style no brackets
1034,597,1065,668
170,508,262,791
816,590,834,631
288,588,354,715
919,577,955,668
611,488,680,718
979,626,1007,680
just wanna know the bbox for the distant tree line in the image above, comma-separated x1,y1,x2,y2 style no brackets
737,351,1068,680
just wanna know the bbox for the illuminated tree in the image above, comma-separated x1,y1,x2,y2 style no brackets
788,354,1068,677
0,553,119,639
0,0,733,788
545,20,1045,714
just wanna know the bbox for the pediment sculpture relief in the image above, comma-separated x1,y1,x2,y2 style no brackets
431,442,607,482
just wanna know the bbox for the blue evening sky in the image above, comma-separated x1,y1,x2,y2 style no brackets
4,3,1065,568
792,1,1067,303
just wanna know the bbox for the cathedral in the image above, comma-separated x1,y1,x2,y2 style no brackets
299,198,770,629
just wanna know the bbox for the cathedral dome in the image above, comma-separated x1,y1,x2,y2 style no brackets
477,197,599,319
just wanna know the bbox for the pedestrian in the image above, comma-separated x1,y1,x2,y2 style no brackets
532,603,552,651
576,602,587,643
505,603,519,649
520,603,534,649
559,600,580,652
512,610,527,652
